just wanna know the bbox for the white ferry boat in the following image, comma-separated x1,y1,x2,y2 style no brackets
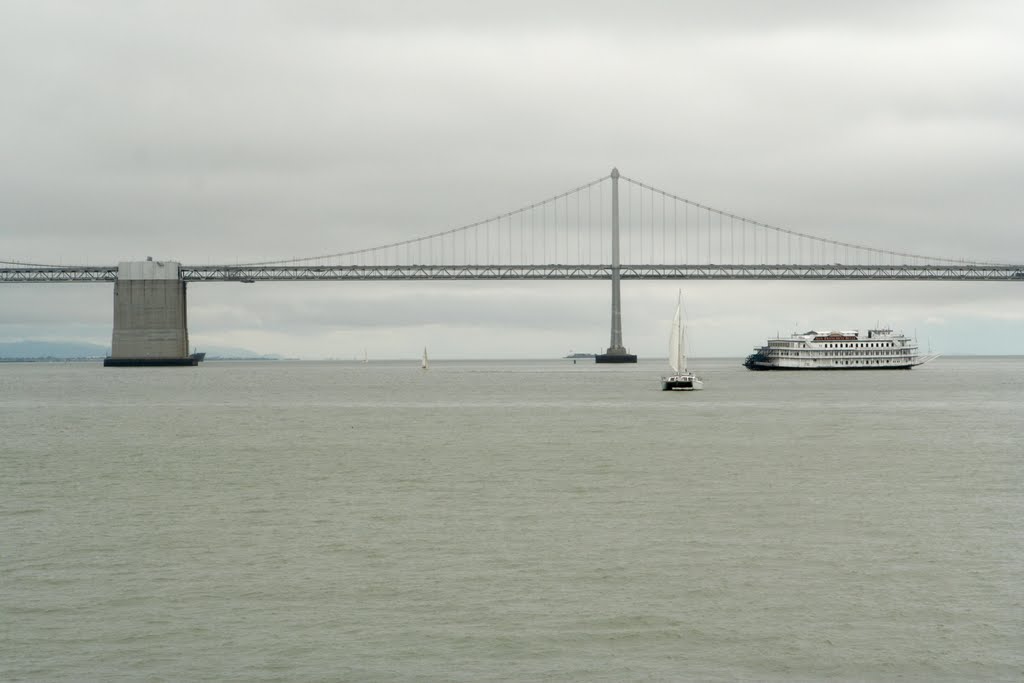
743,328,937,370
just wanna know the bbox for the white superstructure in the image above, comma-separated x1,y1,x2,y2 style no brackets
744,328,937,370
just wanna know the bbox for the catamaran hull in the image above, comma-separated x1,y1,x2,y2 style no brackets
661,377,704,390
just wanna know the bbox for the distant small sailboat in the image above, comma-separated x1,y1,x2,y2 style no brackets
362,349,368,364
421,347,429,370
661,291,704,391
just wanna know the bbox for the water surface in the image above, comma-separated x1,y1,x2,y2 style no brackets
2,357,1021,681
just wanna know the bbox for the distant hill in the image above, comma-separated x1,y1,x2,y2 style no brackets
202,346,282,360
0,340,108,359
0,340,278,360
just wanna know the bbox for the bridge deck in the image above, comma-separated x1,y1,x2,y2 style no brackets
2,264,1023,282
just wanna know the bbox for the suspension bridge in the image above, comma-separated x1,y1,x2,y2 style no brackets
3,168,1022,364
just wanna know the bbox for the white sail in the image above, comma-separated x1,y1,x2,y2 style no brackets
679,298,687,373
661,291,703,391
669,291,688,373
668,302,681,374
421,347,429,369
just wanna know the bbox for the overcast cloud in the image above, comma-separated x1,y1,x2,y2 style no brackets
2,1,1022,358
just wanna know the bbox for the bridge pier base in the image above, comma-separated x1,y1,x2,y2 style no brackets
595,348,638,363
104,260,198,367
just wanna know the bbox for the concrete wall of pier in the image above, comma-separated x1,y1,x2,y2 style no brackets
110,261,189,360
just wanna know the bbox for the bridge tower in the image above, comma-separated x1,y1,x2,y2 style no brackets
595,167,637,363
104,259,198,366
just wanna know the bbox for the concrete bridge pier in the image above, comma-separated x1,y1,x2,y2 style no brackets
104,259,198,367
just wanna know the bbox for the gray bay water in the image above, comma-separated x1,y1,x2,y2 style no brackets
2,357,1022,682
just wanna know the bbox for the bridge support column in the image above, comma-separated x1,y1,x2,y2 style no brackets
596,167,637,364
104,260,198,367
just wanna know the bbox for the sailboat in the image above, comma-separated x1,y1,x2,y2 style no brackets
421,347,429,370
661,291,704,391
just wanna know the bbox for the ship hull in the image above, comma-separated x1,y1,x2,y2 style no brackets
103,357,199,367
746,363,917,371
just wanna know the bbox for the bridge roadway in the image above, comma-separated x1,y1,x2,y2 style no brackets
2,263,1024,283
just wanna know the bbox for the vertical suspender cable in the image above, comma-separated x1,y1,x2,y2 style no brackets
704,206,712,264
587,186,591,264
685,203,689,263
626,183,631,263
638,184,643,263
650,187,655,263
565,194,569,264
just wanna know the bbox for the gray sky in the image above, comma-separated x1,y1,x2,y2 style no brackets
2,1,1022,358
